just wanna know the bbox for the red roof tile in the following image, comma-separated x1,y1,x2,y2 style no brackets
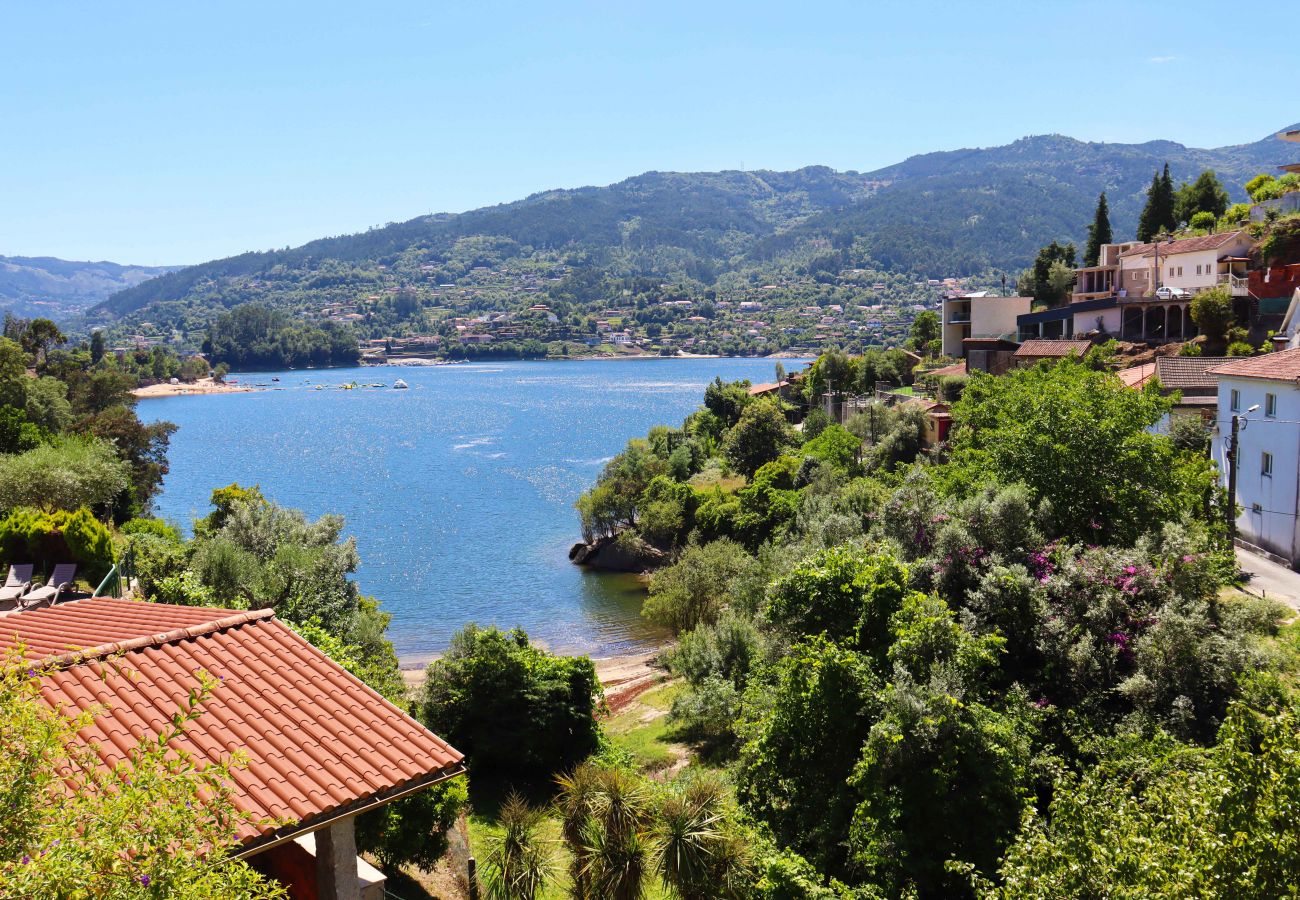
1118,230,1248,259
1014,339,1094,358
926,361,967,378
0,598,463,849
1207,348,1300,382
1117,362,1156,388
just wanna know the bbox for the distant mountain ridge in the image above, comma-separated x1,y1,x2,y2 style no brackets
1,256,180,321
93,123,1299,324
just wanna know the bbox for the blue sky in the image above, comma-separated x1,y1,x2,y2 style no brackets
2,1,1295,266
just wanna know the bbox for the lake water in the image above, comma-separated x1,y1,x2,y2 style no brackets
143,358,803,663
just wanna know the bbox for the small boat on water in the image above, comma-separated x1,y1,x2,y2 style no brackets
393,379,409,390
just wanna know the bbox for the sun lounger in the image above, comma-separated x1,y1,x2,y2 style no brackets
0,564,34,603
20,563,78,609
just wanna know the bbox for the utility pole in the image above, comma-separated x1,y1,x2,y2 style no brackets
1227,413,1240,543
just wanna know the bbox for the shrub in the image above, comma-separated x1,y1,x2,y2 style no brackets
121,517,183,542
644,539,756,634
1227,341,1255,357
417,624,602,780
0,506,115,582
355,778,468,872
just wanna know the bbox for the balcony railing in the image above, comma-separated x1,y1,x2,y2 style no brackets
1218,273,1251,297
946,314,971,324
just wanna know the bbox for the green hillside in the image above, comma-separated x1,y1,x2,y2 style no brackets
87,124,1298,353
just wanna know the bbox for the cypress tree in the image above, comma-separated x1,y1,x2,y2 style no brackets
1136,164,1177,242
1137,172,1161,242
1084,192,1112,266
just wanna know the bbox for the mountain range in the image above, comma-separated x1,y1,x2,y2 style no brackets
0,256,180,322
56,122,1300,332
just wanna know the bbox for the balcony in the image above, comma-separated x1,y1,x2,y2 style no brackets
946,313,971,324
1218,273,1251,297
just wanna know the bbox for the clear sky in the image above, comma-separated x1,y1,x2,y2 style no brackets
2,0,1296,266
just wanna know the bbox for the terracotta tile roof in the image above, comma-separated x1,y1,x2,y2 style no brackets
1119,231,1247,259
1208,348,1300,382
0,598,464,849
926,361,967,377
748,382,781,395
1117,362,1156,388
1014,339,1094,358
1154,356,1229,390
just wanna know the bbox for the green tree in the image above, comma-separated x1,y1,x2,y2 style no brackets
1190,284,1234,353
0,338,27,411
355,780,468,873
948,359,1203,544
1018,241,1076,305
1174,170,1230,225
417,624,602,780
89,329,107,365
990,702,1300,899
723,401,795,478
643,538,757,634
0,437,131,516
1083,191,1112,267
908,310,940,355
736,638,879,876
1137,164,1177,242
20,318,65,363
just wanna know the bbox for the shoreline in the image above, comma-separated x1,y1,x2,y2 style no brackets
131,378,258,399
399,643,669,695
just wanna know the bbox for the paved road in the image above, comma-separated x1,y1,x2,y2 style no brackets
1236,547,1300,612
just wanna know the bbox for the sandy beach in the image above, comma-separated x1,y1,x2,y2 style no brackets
400,644,669,707
132,377,258,398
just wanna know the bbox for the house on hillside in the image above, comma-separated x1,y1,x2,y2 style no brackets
0,598,465,900
1118,355,1226,428
940,291,1031,358
1012,339,1094,367
1209,349,1300,566
1115,231,1256,342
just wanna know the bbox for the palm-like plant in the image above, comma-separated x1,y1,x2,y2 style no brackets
555,763,601,900
482,793,553,900
653,772,751,900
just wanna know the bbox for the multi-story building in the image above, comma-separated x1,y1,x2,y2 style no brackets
1210,349,1300,565
940,291,1031,358
1114,230,1255,342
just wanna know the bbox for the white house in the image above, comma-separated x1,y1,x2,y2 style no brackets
1210,349,1300,565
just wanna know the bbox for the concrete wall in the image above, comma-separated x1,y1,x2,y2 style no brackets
971,296,1031,339
1213,375,1300,564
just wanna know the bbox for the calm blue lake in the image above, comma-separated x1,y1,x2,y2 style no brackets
143,358,803,663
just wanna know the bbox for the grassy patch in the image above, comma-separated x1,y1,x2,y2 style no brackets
689,470,746,494
604,681,686,773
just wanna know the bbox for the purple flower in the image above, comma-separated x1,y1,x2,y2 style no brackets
1182,554,1196,563
1124,566,1137,575
139,874,151,886
26,668,35,678
1033,697,1051,709
20,855,29,865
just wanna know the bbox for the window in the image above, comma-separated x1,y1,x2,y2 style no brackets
1263,451,1274,477
1177,266,1183,277
1169,266,1175,277
1266,393,1277,417
1231,389,1240,412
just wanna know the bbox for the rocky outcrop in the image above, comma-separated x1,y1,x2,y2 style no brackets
569,535,667,572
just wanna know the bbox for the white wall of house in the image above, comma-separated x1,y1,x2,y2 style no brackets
1073,306,1122,336
972,296,1031,339
1213,375,1300,564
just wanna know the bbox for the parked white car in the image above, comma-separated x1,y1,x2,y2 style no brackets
1155,286,1191,300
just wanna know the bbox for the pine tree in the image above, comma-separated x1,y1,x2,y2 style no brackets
1083,192,1112,266
1137,172,1161,242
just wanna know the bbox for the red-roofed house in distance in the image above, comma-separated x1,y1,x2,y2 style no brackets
0,598,465,900
1209,348,1300,566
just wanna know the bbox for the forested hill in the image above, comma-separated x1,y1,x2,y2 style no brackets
93,124,1297,326
1,256,179,321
